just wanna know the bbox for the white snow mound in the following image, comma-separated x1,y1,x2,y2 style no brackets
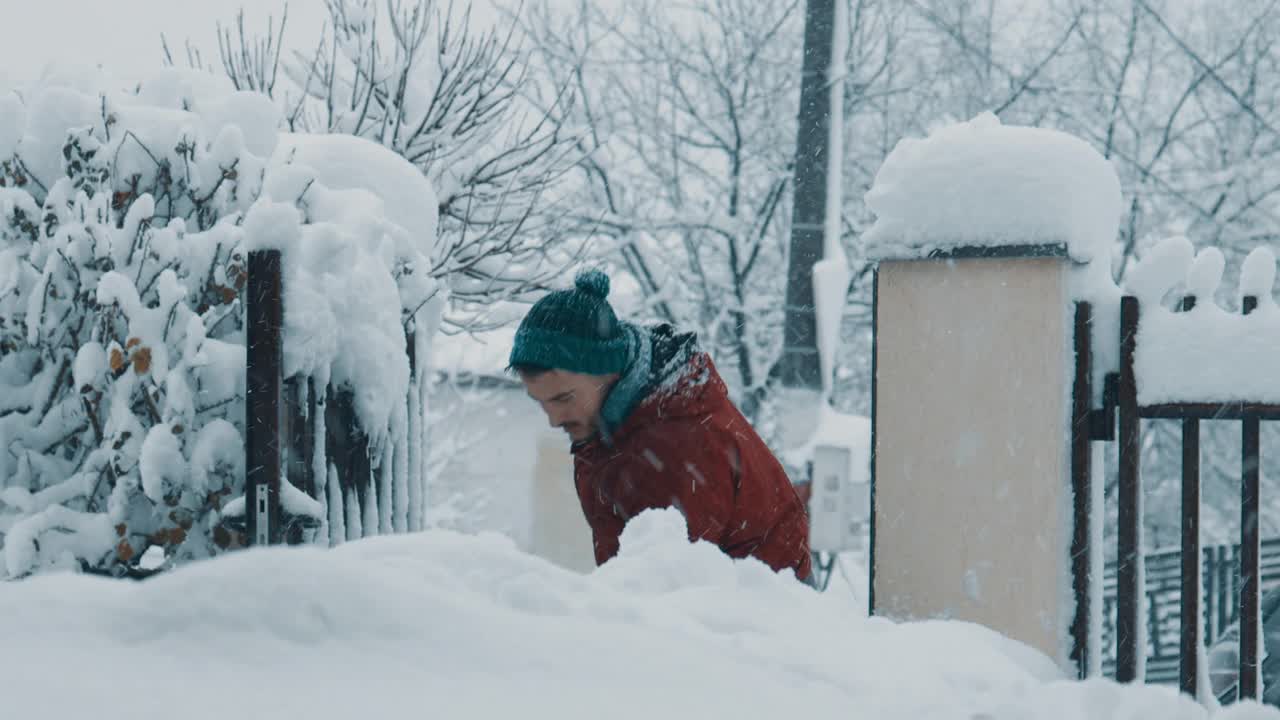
0,508,1271,719
865,112,1122,262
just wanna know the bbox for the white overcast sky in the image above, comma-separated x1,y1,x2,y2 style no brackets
0,0,502,89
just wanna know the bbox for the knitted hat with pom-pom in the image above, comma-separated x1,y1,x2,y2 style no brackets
508,270,629,376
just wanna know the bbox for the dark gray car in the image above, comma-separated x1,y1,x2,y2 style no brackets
1207,587,1280,705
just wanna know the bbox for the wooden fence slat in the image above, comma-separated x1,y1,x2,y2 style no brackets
1220,546,1232,632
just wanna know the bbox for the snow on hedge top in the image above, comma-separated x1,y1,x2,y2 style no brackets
865,113,1122,263
3,507,1268,720
5,65,280,209
257,133,442,441
274,133,439,258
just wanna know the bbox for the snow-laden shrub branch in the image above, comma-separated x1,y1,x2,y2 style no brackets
0,66,442,578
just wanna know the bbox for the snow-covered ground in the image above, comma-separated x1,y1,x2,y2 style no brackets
0,508,1274,719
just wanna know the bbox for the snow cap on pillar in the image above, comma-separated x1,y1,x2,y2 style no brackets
863,112,1122,263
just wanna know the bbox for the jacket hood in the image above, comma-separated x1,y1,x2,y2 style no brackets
576,324,729,452
639,333,727,422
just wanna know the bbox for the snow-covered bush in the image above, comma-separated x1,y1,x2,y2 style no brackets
0,65,442,578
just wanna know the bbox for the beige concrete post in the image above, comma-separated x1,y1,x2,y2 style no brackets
872,255,1074,667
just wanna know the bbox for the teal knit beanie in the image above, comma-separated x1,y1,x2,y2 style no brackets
508,270,629,376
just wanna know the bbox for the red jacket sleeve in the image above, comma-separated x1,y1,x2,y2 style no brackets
603,421,736,553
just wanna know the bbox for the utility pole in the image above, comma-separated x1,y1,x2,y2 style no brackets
780,0,836,390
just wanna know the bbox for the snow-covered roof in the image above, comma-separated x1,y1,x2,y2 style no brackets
864,112,1122,264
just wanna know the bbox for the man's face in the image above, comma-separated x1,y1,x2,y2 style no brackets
520,369,618,442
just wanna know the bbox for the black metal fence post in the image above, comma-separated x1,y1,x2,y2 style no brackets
246,249,284,546
1071,302,1094,678
1116,295,1142,683
1179,295,1201,698
1241,296,1262,699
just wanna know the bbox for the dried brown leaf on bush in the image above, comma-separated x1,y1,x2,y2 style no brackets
131,346,151,374
169,509,194,530
152,526,187,547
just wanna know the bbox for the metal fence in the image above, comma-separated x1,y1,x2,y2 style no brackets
1075,293,1273,700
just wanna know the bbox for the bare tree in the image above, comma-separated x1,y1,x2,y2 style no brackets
514,0,1280,540
515,0,815,433
170,0,588,331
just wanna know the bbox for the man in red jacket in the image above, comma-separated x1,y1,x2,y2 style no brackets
509,270,811,581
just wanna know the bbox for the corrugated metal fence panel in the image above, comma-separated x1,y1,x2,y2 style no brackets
1099,538,1280,684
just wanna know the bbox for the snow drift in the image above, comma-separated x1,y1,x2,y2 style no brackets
0,509,1275,719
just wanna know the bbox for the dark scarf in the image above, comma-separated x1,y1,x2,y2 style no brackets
597,323,652,444
595,323,700,445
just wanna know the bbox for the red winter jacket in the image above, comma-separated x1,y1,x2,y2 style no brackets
572,345,812,581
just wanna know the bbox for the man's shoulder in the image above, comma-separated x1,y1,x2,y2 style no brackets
614,409,744,466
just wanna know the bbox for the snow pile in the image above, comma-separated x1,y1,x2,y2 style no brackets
0,64,442,578
1,508,1271,720
1129,239,1280,404
864,112,1122,263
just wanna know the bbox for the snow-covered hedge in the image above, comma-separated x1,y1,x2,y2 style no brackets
0,66,441,578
